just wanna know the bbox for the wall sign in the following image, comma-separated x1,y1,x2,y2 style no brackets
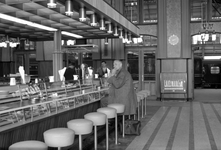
160,73,187,93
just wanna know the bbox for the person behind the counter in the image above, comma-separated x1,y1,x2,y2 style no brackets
64,62,77,83
97,61,110,78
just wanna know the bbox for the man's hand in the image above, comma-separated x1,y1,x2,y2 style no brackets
111,69,117,76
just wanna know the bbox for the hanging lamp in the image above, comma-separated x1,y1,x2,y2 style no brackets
113,26,118,36
90,13,97,26
47,0,57,8
107,23,113,34
79,7,86,22
99,18,106,30
65,0,73,16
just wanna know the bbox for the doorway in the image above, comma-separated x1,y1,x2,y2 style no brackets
126,46,156,96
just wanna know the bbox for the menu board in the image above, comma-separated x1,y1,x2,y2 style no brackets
160,73,187,93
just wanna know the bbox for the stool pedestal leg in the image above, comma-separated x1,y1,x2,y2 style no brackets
122,114,125,138
145,97,147,115
94,126,97,150
115,115,118,145
137,102,140,121
106,118,109,150
79,135,82,150
142,99,144,118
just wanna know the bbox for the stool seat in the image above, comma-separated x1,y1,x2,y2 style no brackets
138,91,149,97
136,94,142,102
67,119,93,135
9,140,48,150
108,103,125,114
139,90,150,95
97,107,116,118
137,93,145,99
84,112,106,126
43,128,75,148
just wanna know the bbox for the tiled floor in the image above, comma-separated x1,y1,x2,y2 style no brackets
92,89,221,150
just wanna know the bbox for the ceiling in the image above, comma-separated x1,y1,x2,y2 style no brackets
0,0,139,41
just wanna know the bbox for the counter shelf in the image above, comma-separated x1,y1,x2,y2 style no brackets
0,88,108,130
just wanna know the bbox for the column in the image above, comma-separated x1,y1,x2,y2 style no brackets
53,30,63,81
156,0,193,100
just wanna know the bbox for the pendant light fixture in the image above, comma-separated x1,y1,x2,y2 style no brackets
124,31,128,43
107,23,113,34
119,28,123,39
47,0,57,8
113,26,118,36
79,7,86,22
65,0,73,16
128,33,132,43
105,37,108,45
90,13,97,26
5,35,9,43
99,18,106,30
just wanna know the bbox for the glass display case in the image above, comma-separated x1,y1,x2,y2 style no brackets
0,80,108,128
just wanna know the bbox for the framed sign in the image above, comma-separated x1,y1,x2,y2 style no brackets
160,73,187,94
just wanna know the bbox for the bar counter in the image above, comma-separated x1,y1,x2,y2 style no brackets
0,81,108,150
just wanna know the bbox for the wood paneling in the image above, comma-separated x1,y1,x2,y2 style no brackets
161,59,186,73
112,39,125,60
181,0,191,58
38,61,53,78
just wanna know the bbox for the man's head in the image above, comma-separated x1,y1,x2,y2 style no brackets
101,61,107,68
113,60,122,70
69,62,75,69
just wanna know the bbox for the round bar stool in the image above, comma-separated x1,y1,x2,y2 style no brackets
9,140,48,150
138,90,150,115
108,103,125,142
84,112,107,150
97,107,117,150
137,92,145,118
67,119,93,150
136,94,141,121
43,128,74,150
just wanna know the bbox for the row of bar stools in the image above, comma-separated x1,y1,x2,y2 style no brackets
138,90,150,115
9,103,125,150
84,112,107,150
9,140,48,150
67,119,93,150
44,128,75,150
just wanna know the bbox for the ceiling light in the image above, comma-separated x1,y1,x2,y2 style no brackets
90,14,97,26
79,7,87,22
0,13,57,31
105,37,108,45
128,33,132,43
124,31,128,42
119,29,123,39
113,26,118,36
61,31,83,38
204,56,221,60
5,35,9,43
65,0,73,16
47,0,57,8
107,23,113,34
99,18,106,30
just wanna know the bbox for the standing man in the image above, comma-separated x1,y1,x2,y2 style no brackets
64,62,76,83
106,60,137,116
97,61,110,78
